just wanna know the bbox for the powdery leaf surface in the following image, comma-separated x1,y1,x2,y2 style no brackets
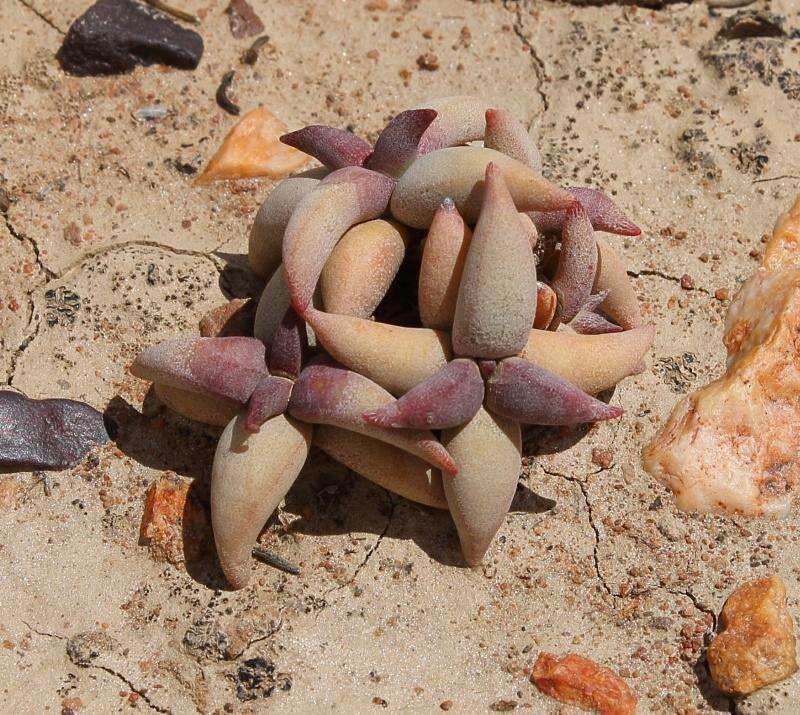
2,0,800,713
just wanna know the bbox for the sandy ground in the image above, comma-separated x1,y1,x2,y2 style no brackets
1,0,800,712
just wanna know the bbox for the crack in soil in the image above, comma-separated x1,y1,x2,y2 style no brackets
4,213,55,280
21,619,65,640
503,0,550,113
324,491,396,601
1,238,225,385
752,174,800,184
4,295,40,388
542,465,719,624
542,467,615,597
22,621,171,713
241,615,285,656
628,268,712,295
15,0,65,35
53,240,226,284
541,463,731,706
351,496,396,583
3,214,46,386
92,664,172,714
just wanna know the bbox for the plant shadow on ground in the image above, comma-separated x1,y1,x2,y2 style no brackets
109,384,607,587
214,251,263,302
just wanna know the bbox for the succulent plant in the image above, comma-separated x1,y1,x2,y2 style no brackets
131,95,654,589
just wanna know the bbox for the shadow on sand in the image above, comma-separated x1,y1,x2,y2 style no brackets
110,383,594,588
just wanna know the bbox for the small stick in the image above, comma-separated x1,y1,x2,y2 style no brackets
144,0,200,25
216,71,241,116
252,546,300,576
242,35,270,65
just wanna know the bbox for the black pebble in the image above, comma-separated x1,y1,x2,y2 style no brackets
57,0,203,77
0,391,112,471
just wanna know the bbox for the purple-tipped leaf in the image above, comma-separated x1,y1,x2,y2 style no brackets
478,360,497,380
486,357,623,426
484,108,542,172
550,203,598,328
268,306,308,379
288,360,458,473
528,187,641,237
452,162,538,358
570,311,624,335
131,336,267,404
569,291,623,335
279,125,372,170
364,108,437,177
362,359,483,430
243,375,293,433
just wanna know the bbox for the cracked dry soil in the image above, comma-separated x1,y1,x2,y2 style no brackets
1,0,800,713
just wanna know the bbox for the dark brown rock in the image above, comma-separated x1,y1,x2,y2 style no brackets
57,0,203,77
0,391,112,471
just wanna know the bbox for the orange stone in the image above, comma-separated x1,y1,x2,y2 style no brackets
139,473,210,565
0,478,20,511
194,106,310,185
707,576,797,696
531,652,637,715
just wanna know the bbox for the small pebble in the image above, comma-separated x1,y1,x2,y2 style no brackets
416,53,439,71
680,274,695,290
714,288,730,301
226,0,264,39
591,448,614,469
133,105,168,122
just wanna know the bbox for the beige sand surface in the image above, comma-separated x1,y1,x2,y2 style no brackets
1,0,800,712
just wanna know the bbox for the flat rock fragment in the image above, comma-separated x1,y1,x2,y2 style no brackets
139,473,209,565
0,478,21,511
644,195,800,515
531,652,637,715
57,0,203,76
707,576,797,696
0,391,111,471
195,107,310,184
226,0,265,39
